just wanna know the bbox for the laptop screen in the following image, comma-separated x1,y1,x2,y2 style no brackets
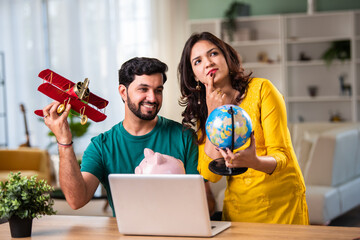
108,174,218,236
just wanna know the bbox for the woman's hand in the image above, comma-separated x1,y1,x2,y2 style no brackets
43,101,72,144
218,132,257,169
204,72,228,114
218,132,277,174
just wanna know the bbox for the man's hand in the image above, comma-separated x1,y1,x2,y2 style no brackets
43,101,72,144
42,101,99,209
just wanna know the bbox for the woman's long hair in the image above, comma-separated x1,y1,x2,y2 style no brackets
178,32,252,144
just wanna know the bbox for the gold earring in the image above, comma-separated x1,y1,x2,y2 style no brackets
195,80,201,105
196,80,201,91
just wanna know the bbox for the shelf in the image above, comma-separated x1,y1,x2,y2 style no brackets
283,11,353,19
287,96,352,102
287,36,351,44
243,62,281,68
232,39,280,46
235,14,281,22
287,59,351,67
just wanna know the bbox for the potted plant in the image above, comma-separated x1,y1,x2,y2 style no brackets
223,1,250,41
322,40,351,66
0,172,56,238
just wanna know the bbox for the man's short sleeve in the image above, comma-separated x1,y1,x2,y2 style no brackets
81,136,106,182
183,128,200,174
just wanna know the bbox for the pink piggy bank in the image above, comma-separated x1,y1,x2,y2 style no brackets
135,148,185,174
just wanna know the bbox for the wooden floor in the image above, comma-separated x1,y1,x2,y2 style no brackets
329,205,360,227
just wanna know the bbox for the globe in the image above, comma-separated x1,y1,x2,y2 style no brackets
205,105,252,150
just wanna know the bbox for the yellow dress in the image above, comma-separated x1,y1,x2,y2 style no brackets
198,78,309,224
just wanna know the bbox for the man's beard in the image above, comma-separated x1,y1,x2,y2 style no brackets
127,96,159,121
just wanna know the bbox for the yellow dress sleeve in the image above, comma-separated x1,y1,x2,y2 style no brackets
259,80,292,173
197,141,223,183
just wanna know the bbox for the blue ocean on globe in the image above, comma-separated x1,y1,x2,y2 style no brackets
205,104,252,150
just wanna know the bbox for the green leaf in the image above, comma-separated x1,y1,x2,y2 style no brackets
322,40,351,66
0,172,57,219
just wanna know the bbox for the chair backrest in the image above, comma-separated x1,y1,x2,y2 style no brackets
0,148,49,171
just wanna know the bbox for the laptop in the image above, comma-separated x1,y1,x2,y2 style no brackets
108,174,231,237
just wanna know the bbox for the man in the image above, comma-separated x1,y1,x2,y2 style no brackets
42,57,215,216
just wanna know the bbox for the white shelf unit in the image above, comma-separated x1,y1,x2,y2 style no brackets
284,11,356,122
187,11,359,123
356,12,360,121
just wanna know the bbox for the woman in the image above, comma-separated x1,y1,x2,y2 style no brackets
178,32,309,224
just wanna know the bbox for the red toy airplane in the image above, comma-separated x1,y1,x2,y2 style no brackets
34,69,109,125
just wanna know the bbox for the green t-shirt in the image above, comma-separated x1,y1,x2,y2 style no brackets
81,116,199,214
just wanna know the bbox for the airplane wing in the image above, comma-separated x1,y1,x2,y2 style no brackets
35,83,107,122
87,92,109,109
38,69,75,90
39,69,109,109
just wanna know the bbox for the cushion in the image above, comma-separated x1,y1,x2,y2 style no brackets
306,186,341,224
296,131,318,172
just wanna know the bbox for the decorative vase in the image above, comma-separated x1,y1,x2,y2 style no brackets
307,86,318,97
8,215,33,238
307,0,316,15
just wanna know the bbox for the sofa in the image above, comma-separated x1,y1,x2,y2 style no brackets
209,122,360,225
0,148,52,183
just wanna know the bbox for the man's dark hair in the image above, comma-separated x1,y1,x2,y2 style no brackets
118,57,168,87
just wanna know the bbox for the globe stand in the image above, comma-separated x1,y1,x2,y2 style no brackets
208,106,248,176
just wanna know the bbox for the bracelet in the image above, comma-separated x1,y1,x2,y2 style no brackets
57,140,73,147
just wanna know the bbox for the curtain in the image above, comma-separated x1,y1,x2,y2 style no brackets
152,0,189,123
0,0,48,149
0,0,188,153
